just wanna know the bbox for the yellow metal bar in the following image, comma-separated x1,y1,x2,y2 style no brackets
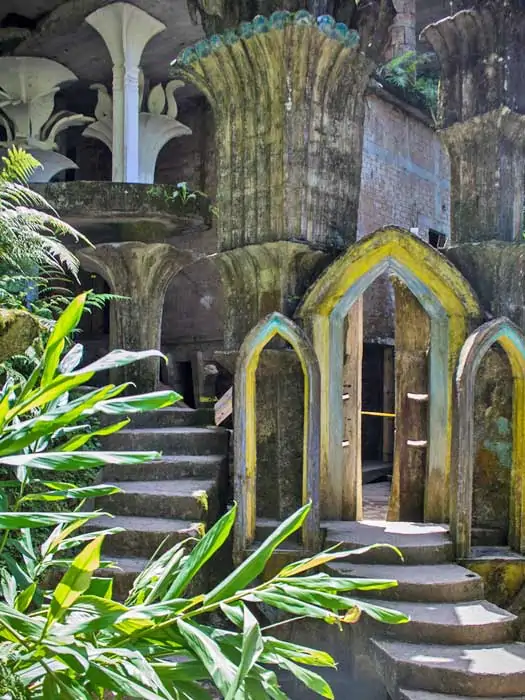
361,411,395,418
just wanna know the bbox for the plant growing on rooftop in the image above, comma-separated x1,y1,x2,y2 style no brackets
376,51,439,120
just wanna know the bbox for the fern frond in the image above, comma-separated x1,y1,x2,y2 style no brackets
0,146,41,184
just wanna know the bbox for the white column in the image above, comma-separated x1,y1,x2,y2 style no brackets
86,3,165,183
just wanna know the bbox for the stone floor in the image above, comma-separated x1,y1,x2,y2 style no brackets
362,479,391,520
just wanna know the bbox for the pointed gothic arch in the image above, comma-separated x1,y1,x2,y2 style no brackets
234,312,321,561
297,227,481,523
455,318,525,558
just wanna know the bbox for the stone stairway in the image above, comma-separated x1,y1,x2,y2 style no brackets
324,521,525,699
86,406,229,599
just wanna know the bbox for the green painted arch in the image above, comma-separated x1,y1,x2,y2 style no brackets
233,311,321,562
455,317,525,558
296,226,481,523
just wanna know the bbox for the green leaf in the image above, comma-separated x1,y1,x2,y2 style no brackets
204,502,310,605
15,581,36,612
0,600,45,639
59,419,130,451
177,618,237,696
48,535,104,624
43,642,89,674
263,637,335,668
280,658,334,699
41,294,87,386
0,569,17,606
73,348,167,375
95,390,181,414
0,450,161,471
168,504,237,599
87,661,169,700
225,605,264,700
345,598,409,624
20,484,122,502
0,511,106,529
278,543,403,577
84,576,113,599
254,589,339,623
59,342,84,373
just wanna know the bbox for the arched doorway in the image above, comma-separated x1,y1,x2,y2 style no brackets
455,318,525,557
297,227,480,523
234,312,320,561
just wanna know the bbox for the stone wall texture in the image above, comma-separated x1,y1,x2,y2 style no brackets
358,91,450,345
358,92,450,238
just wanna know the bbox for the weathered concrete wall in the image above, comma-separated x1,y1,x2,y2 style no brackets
472,349,513,545
358,91,450,345
358,92,450,238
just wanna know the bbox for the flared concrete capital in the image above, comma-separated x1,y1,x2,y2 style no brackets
78,241,196,297
173,14,383,249
86,3,166,68
422,2,525,126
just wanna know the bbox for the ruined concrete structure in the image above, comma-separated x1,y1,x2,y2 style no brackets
3,0,525,696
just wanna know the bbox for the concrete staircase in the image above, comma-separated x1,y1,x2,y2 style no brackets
324,520,525,699
86,406,229,599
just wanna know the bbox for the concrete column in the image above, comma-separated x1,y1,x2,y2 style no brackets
422,2,525,243
389,281,430,522
78,242,194,392
175,7,395,252
86,3,165,183
342,298,364,520
386,0,416,59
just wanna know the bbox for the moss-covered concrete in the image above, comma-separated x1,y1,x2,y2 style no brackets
31,182,212,234
0,309,41,363
472,349,513,545
447,243,525,323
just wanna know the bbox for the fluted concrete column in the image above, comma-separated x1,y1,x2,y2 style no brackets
86,3,165,183
78,242,195,392
214,242,327,351
175,6,394,252
422,2,525,243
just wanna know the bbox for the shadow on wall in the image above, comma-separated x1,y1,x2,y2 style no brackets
161,257,224,403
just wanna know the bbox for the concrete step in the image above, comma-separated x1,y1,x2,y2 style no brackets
96,556,149,601
373,639,525,697
362,461,392,484
323,521,454,565
84,514,202,558
128,407,214,429
106,427,228,455
97,480,215,519
325,562,484,602
362,598,517,645
101,454,226,482
400,691,522,700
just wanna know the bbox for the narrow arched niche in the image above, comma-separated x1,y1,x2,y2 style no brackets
454,318,525,558
297,226,481,523
233,312,321,562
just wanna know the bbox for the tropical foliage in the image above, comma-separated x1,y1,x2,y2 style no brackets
0,146,85,284
0,502,407,699
0,292,179,578
376,51,439,119
0,296,408,698
0,146,114,324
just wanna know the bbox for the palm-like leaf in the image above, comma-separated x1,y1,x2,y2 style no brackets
0,146,91,280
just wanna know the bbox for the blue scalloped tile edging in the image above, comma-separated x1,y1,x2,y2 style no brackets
174,11,360,65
